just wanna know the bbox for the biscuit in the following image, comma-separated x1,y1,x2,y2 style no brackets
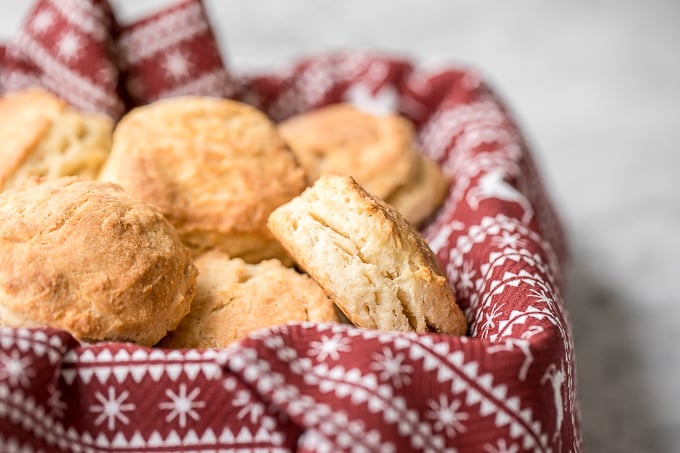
267,175,467,335
277,103,420,200
99,96,307,263
159,250,339,348
0,177,197,346
385,156,449,226
0,89,113,191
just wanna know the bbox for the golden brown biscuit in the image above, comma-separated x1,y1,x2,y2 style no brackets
277,103,420,200
385,156,449,226
159,250,339,348
0,177,197,346
0,88,113,191
267,175,467,335
99,96,307,263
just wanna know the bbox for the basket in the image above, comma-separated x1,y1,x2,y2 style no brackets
0,1,581,451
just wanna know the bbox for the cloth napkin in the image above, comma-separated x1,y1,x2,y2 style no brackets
0,1,582,452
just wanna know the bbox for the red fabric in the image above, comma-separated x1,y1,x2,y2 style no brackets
116,0,235,106
0,45,5,87
0,1,582,452
0,0,124,118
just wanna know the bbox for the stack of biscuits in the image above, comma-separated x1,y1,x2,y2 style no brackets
0,89,466,348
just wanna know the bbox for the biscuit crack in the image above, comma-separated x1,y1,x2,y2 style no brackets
396,288,418,331
43,199,87,235
305,212,382,327
207,294,233,315
308,211,369,264
425,319,440,333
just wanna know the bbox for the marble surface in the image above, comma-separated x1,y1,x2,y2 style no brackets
2,1,679,451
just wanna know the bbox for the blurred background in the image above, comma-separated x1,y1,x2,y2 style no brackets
2,1,679,451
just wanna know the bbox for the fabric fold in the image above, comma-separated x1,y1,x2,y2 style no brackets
0,0,235,118
0,0,125,118
116,0,235,106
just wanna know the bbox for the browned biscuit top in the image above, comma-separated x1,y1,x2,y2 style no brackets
267,175,467,336
0,176,197,346
278,103,420,200
159,250,338,349
99,96,307,260
385,155,450,226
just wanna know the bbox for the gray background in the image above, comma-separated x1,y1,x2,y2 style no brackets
2,1,679,451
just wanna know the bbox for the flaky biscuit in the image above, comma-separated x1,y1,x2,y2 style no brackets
159,250,339,348
277,103,420,200
267,175,467,335
99,96,307,263
385,156,449,226
0,177,197,346
0,89,113,191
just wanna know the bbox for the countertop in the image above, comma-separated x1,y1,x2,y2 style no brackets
2,1,679,451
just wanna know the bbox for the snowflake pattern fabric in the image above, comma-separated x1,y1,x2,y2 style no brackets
0,1,582,451
0,0,124,118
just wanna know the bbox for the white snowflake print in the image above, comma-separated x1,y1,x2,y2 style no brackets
529,287,555,307
232,389,264,424
90,386,135,430
0,350,35,387
162,50,192,81
370,347,413,388
308,334,351,361
46,384,68,418
96,64,117,86
223,376,238,392
480,302,505,337
426,395,468,437
456,261,476,299
57,31,83,61
483,438,519,453
492,231,525,249
159,383,206,428
31,9,55,34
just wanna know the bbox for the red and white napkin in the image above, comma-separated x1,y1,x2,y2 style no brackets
0,1,582,452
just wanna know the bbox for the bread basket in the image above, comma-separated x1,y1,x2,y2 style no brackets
0,1,582,451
